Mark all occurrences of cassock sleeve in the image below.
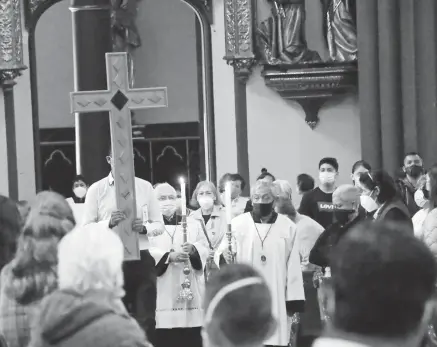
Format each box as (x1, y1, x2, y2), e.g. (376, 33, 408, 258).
(149, 246, 169, 276)
(191, 223, 209, 272)
(286, 225, 305, 316)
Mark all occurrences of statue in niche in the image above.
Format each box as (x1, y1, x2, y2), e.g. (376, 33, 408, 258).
(111, 0, 142, 86)
(321, 0, 357, 62)
(257, 0, 321, 65)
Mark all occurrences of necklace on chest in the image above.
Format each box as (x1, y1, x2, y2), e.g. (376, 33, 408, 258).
(253, 221, 274, 265)
(164, 224, 177, 252)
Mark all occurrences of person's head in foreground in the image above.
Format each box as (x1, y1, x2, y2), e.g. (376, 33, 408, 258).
(30, 224, 149, 347)
(2, 191, 75, 305)
(257, 168, 276, 184)
(271, 180, 297, 221)
(319, 221, 437, 347)
(202, 264, 276, 347)
(332, 185, 361, 225)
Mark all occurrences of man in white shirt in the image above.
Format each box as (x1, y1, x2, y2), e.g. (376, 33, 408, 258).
(313, 221, 436, 347)
(83, 147, 164, 345)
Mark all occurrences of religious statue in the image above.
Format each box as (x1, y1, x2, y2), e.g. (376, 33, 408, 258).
(111, 0, 142, 86)
(321, 0, 357, 62)
(257, 0, 321, 65)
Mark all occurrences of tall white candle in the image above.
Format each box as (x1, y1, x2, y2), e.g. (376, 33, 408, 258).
(225, 181, 232, 224)
(180, 178, 187, 216)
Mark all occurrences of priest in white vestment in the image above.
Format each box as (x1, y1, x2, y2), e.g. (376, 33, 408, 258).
(215, 181, 305, 347)
(149, 183, 209, 347)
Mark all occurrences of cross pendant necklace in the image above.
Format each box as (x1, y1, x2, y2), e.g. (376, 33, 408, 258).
(165, 225, 177, 252)
(253, 221, 274, 265)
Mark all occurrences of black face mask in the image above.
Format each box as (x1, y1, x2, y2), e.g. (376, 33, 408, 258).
(334, 209, 355, 225)
(253, 202, 274, 218)
(406, 165, 423, 178)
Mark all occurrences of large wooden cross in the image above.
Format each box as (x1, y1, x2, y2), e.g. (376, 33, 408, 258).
(70, 52, 168, 260)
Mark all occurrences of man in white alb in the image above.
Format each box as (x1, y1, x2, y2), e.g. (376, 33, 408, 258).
(82, 147, 164, 345)
(149, 183, 208, 347)
(215, 181, 305, 347)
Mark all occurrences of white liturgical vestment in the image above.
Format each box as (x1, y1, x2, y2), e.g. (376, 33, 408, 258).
(215, 212, 305, 346)
(149, 217, 209, 329)
(82, 173, 163, 248)
(65, 198, 85, 225)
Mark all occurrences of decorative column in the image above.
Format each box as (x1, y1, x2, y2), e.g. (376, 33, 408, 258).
(223, 0, 255, 194)
(70, 0, 112, 183)
(0, 0, 27, 199)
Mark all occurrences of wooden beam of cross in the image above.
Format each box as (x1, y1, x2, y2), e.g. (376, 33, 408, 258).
(70, 52, 168, 260)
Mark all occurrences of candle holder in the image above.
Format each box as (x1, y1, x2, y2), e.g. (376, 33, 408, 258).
(226, 224, 235, 263)
(177, 215, 194, 302)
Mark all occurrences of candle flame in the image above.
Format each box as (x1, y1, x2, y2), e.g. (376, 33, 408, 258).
(180, 177, 185, 185)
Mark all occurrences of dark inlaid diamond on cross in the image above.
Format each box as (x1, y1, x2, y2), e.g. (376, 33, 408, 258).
(111, 90, 129, 111)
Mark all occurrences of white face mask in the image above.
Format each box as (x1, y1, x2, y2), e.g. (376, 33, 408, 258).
(319, 172, 336, 185)
(414, 189, 428, 208)
(198, 196, 214, 210)
(360, 195, 379, 212)
(159, 200, 177, 218)
(73, 186, 87, 199)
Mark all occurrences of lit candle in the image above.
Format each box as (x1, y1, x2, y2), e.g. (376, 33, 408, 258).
(180, 177, 187, 216)
(225, 181, 232, 224)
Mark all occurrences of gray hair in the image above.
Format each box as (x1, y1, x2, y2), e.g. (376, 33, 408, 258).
(57, 224, 124, 298)
(154, 182, 177, 196)
(271, 180, 293, 200)
(250, 181, 275, 199)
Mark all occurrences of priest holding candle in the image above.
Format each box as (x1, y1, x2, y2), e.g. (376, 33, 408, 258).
(149, 182, 208, 347)
(215, 180, 305, 347)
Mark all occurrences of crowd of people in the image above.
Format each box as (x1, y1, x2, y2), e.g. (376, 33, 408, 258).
(0, 149, 436, 347)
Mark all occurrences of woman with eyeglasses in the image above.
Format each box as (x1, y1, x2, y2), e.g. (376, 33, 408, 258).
(358, 170, 413, 230)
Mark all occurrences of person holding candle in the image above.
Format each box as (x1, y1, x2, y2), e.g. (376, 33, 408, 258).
(190, 181, 226, 281)
(149, 183, 209, 347)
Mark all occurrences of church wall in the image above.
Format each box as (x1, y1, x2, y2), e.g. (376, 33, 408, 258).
(34, 0, 201, 128)
(211, 0, 361, 203)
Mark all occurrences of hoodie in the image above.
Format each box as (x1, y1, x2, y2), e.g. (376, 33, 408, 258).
(29, 290, 150, 347)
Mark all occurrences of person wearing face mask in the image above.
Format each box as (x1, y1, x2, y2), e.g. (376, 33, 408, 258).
(65, 175, 88, 225)
(299, 157, 339, 229)
(395, 152, 426, 216)
(309, 185, 362, 269)
(243, 168, 276, 213)
(358, 170, 413, 230)
(412, 174, 432, 238)
(419, 166, 437, 255)
(190, 181, 226, 281)
(148, 183, 208, 347)
(216, 181, 305, 347)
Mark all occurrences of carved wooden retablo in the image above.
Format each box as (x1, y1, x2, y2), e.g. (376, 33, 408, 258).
(70, 52, 168, 260)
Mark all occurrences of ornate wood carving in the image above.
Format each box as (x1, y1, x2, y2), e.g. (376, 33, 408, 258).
(70, 52, 168, 260)
(0, 0, 26, 82)
(224, 0, 256, 83)
(262, 63, 358, 129)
